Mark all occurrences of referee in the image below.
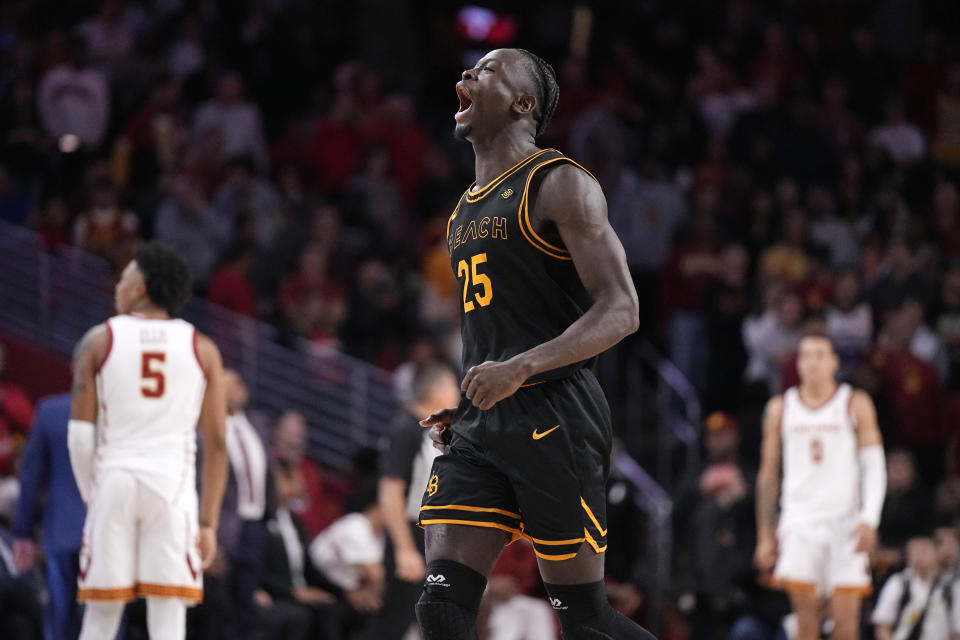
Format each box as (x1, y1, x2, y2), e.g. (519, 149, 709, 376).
(364, 361, 461, 640)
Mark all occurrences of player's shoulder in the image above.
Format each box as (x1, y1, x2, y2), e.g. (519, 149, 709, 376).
(533, 160, 605, 223)
(764, 394, 785, 419)
(847, 387, 875, 411)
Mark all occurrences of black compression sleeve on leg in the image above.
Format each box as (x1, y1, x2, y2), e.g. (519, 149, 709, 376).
(416, 560, 488, 640)
(544, 582, 657, 640)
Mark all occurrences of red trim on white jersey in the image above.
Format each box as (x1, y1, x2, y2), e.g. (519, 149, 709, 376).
(193, 329, 207, 378)
(95, 323, 113, 374)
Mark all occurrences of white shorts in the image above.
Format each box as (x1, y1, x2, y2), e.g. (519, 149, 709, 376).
(78, 469, 203, 604)
(774, 516, 871, 597)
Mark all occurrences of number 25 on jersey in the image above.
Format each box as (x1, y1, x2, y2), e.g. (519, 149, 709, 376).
(457, 253, 493, 313)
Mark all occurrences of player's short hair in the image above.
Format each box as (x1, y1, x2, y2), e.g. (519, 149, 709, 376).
(410, 360, 454, 405)
(515, 49, 559, 137)
(799, 329, 835, 351)
(133, 242, 193, 314)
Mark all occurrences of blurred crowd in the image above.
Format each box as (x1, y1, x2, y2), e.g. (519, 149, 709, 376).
(2, 0, 960, 638)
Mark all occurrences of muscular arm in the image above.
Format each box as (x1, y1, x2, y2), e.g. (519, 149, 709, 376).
(68, 325, 109, 500)
(70, 325, 109, 422)
(195, 333, 228, 532)
(756, 396, 783, 546)
(462, 165, 639, 409)
(514, 165, 639, 377)
(852, 390, 885, 540)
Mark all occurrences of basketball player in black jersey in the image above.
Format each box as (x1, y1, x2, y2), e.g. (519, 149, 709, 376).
(415, 49, 653, 639)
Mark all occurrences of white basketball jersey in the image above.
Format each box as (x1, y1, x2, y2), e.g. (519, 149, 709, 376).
(94, 314, 207, 502)
(780, 383, 859, 528)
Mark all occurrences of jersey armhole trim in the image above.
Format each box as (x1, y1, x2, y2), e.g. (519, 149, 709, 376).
(95, 322, 113, 374)
(193, 329, 207, 379)
(847, 387, 858, 430)
(518, 157, 601, 261)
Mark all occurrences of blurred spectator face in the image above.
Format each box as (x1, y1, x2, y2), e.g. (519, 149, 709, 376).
(888, 241, 912, 274)
(703, 412, 739, 462)
(719, 243, 748, 284)
(224, 369, 249, 414)
(934, 527, 960, 570)
(299, 244, 329, 279)
(310, 205, 341, 244)
(887, 450, 918, 492)
(782, 209, 807, 246)
(906, 536, 937, 575)
(797, 336, 839, 384)
(275, 464, 304, 506)
(217, 73, 244, 104)
(273, 411, 307, 463)
(900, 298, 925, 334)
(943, 266, 960, 304)
(775, 178, 799, 211)
(806, 184, 835, 218)
(777, 292, 803, 328)
(833, 270, 861, 310)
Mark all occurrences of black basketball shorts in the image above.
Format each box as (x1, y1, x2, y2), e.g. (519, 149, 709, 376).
(419, 368, 612, 561)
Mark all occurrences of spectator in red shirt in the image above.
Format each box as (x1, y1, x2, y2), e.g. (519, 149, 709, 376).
(0, 343, 35, 477)
(207, 242, 259, 317)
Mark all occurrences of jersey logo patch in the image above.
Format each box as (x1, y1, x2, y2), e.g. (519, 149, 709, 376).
(500, 188, 514, 199)
(532, 425, 560, 440)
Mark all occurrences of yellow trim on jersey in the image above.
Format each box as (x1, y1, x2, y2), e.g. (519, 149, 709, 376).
(524, 534, 586, 546)
(77, 586, 137, 602)
(464, 149, 555, 203)
(533, 549, 579, 561)
(581, 497, 608, 536)
(420, 518, 523, 539)
(517, 155, 602, 260)
(519, 380, 547, 388)
(420, 504, 522, 520)
(136, 582, 204, 602)
(584, 529, 607, 554)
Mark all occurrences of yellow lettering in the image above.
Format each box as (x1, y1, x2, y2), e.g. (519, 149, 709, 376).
(492, 217, 508, 239)
(478, 217, 490, 238)
(454, 225, 463, 250)
(465, 221, 478, 241)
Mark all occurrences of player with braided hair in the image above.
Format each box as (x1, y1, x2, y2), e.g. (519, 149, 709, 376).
(416, 49, 655, 639)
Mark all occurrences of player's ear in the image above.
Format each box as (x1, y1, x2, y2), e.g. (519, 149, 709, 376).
(513, 93, 537, 117)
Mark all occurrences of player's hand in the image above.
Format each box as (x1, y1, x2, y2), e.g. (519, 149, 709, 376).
(198, 525, 217, 570)
(395, 546, 426, 582)
(420, 408, 456, 452)
(854, 523, 878, 554)
(253, 589, 273, 608)
(461, 359, 527, 410)
(13, 539, 36, 572)
(754, 535, 778, 572)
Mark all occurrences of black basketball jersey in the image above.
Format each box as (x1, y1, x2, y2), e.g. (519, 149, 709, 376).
(447, 148, 598, 384)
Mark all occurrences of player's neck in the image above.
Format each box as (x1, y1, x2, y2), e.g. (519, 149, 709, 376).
(798, 380, 837, 404)
(471, 133, 539, 189)
(128, 301, 170, 319)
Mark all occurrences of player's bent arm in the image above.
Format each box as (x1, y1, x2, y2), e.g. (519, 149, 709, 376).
(68, 324, 109, 502)
(196, 333, 228, 531)
(379, 477, 417, 554)
(511, 166, 639, 379)
(852, 390, 886, 528)
(756, 395, 784, 543)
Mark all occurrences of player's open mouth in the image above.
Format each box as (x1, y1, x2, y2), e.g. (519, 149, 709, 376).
(455, 84, 473, 120)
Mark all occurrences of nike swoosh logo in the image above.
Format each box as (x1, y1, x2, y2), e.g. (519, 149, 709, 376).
(532, 425, 560, 440)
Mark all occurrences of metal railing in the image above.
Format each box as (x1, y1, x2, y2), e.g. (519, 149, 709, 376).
(0, 221, 397, 469)
(634, 341, 701, 494)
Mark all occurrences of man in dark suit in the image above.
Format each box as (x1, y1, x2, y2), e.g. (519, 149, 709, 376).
(255, 461, 342, 640)
(12, 394, 86, 640)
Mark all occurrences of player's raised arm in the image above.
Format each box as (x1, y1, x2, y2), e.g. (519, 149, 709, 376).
(851, 389, 885, 553)
(755, 394, 783, 572)
(195, 332, 228, 569)
(67, 324, 109, 502)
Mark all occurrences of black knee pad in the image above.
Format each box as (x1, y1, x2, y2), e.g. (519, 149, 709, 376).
(416, 560, 487, 640)
(545, 582, 658, 640)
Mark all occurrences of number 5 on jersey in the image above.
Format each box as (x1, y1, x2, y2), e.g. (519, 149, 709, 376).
(141, 352, 166, 398)
(457, 253, 493, 313)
